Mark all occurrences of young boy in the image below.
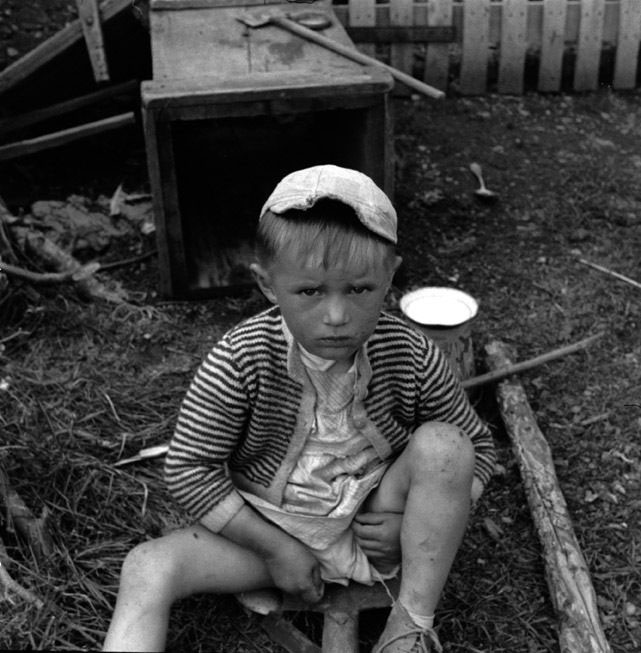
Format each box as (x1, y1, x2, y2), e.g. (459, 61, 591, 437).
(103, 164, 496, 653)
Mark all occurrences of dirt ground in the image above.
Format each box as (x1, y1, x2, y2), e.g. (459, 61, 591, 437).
(1, 3, 640, 653)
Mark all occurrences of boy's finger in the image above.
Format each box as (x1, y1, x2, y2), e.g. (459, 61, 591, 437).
(354, 512, 386, 524)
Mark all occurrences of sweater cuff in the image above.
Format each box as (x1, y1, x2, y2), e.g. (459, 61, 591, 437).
(199, 489, 246, 533)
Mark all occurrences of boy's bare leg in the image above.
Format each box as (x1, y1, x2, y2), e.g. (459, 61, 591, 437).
(362, 421, 475, 618)
(103, 524, 272, 652)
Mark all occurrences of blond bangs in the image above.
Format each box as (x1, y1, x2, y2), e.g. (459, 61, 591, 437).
(256, 201, 395, 271)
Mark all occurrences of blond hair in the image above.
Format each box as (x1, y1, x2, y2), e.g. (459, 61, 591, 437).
(256, 199, 396, 271)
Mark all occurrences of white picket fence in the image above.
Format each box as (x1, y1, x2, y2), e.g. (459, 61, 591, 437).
(332, 0, 641, 94)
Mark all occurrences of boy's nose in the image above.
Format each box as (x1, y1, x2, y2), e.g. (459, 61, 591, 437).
(323, 295, 349, 326)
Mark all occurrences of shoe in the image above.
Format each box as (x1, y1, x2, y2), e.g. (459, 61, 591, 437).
(371, 601, 442, 653)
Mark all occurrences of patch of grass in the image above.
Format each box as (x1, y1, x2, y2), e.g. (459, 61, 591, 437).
(2, 90, 641, 652)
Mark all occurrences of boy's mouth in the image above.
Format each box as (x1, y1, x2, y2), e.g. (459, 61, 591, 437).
(317, 336, 352, 346)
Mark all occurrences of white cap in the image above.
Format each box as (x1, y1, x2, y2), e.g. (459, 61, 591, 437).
(260, 164, 397, 244)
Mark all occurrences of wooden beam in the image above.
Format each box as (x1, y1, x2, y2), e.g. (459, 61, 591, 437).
(486, 341, 612, 653)
(0, 0, 131, 95)
(0, 112, 136, 162)
(75, 0, 110, 82)
(0, 80, 139, 137)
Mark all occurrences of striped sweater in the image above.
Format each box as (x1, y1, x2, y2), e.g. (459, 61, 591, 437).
(165, 306, 496, 532)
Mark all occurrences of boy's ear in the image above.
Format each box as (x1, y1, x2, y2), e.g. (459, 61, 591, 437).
(389, 255, 403, 283)
(250, 263, 278, 304)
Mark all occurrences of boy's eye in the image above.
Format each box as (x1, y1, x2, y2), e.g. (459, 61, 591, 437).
(351, 286, 369, 294)
(300, 288, 320, 297)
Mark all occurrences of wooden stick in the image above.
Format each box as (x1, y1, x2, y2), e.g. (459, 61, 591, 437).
(0, 0, 132, 94)
(578, 258, 641, 291)
(0, 112, 136, 162)
(462, 332, 603, 389)
(75, 0, 111, 82)
(486, 341, 611, 653)
(0, 465, 53, 561)
(0, 80, 138, 137)
(0, 260, 76, 284)
(0, 537, 43, 608)
(9, 225, 127, 304)
(244, 14, 445, 100)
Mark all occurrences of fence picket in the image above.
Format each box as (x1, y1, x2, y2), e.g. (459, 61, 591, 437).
(538, 0, 568, 92)
(613, 0, 641, 89)
(498, 0, 528, 94)
(390, 0, 415, 77)
(574, 0, 606, 91)
(459, 0, 490, 94)
(336, 0, 640, 96)
(424, 0, 453, 90)
(348, 0, 377, 57)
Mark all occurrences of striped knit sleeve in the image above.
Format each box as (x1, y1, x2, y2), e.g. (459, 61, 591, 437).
(164, 337, 249, 531)
(419, 340, 497, 489)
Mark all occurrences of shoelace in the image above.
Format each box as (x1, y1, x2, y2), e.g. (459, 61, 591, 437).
(377, 625, 443, 653)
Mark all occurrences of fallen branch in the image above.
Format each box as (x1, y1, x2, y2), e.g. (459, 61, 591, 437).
(0, 537, 43, 608)
(0, 112, 136, 162)
(98, 249, 157, 272)
(0, 465, 53, 561)
(486, 341, 611, 653)
(463, 332, 602, 390)
(578, 258, 641, 292)
(14, 227, 126, 304)
(0, 261, 100, 283)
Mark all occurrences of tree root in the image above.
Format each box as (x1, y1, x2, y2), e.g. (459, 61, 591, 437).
(0, 464, 53, 561)
(0, 537, 43, 608)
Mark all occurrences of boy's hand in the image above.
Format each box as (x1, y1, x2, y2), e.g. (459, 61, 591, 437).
(352, 511, 402, 573)
(264, 540, 324, 603)
(471, 477, 484, 509)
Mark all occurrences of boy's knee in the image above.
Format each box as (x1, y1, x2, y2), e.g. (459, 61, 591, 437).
(408, 421, 475, 484)
(120, 539, 179, 601)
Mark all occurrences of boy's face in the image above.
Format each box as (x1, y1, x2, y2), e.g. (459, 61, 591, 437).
(251, 249, 401, 363)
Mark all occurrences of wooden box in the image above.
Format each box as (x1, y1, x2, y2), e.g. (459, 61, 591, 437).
(142, 0, 394, 298)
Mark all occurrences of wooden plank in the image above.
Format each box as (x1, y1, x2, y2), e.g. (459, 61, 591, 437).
(151, 0, 283, 8)
(347, 26, 455, 43)
(459, 0, 490, 94)
(0, 0, 130, 95)
(75, 0, 110, 82)
(0, 112, 136, 162)
(141, 69, 392, 108)
(0, 80, 138, 137)
(261, 615, 321, 653)
(538, 0, 568, 92)
(348, 0, 377, 58)
(390, 0, 415, 79)
(486, 341, 612, 653)
(424, 0, 453, 91)
(150, 2, 363, 80)
(574, 0, 606, 91)
(613, 0, 641, 89)
(498, 0, 528, 94)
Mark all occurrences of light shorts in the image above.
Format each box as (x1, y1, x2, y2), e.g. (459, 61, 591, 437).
(238, 462, 398, 586)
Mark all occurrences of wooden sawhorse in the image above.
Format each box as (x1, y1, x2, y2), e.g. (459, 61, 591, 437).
(238, 578, 400, 653)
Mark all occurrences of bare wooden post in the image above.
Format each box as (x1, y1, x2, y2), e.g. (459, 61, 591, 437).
(486, 341, 611, 653)
(75, 0, 110, 82)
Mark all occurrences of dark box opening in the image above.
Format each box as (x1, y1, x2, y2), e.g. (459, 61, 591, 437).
(172, 106, 385, 293)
